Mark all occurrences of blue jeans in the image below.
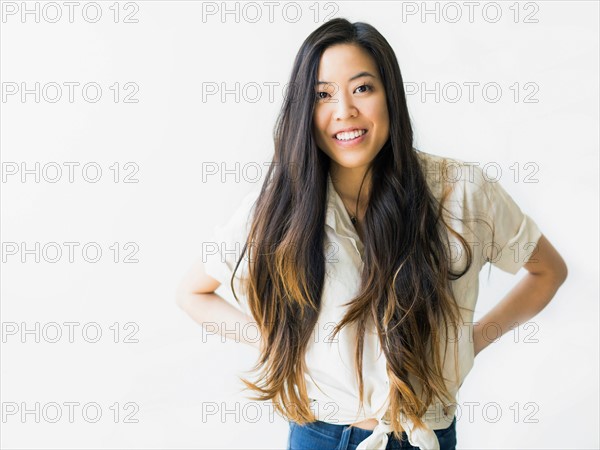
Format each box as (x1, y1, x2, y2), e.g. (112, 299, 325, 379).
(287, 415, 457, 450)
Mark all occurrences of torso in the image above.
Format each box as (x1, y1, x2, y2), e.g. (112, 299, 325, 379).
(350, 417, 379, 430)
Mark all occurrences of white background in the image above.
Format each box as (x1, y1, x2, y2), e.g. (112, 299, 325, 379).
(1, 1, 598, 448)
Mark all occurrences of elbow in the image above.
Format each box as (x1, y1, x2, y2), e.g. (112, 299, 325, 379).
(552, 249, 569, 286)
(557, 259, 568, 285)
(175, 295, 186, 310)
(175, 287, 190, 310)
(546, 257, 568, 288)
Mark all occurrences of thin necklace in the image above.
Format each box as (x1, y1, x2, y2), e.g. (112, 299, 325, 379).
(332, 178, 362, 226)
(349, 211, 358, 225)
(342, 194, 360, 226)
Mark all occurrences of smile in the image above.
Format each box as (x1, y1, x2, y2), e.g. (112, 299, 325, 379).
(335, 129, 367, 141)
(333, 129, 368, 147)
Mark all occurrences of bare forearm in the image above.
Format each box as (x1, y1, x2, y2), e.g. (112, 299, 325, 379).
(178, 292, 262, 350)
(473, 272, 564, 356)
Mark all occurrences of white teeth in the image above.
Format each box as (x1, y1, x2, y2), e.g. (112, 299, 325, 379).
(335, 129, 366, 141)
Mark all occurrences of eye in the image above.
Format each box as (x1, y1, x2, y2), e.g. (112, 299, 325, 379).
(315, 83, 373, 102)
(355, 83, 373, 93)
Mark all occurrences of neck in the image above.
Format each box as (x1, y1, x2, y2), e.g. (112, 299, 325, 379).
(329, 165, 372, 214)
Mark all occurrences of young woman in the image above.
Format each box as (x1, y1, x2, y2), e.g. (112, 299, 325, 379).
(177, 18, 568, 450)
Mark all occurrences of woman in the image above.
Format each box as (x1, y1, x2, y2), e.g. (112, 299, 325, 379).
(176, 18, 568, 450)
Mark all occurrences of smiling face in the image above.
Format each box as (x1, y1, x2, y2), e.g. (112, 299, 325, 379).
(313, 43, 390, 178)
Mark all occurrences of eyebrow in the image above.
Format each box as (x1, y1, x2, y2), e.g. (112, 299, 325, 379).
(316, 71, 376, 85)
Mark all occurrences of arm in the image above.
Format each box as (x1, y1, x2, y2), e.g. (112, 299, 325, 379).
(175, 256, 263, 350)
(472, 234, 568, 357)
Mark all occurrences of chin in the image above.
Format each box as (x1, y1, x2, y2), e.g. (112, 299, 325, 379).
(332, 157, 374, 170)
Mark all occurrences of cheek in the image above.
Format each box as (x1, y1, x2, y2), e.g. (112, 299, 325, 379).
(363, 99, 386, 121)
(377, 116, 390, 138)
(313, 113, 330, 142)
(314, 111, 328, 130)
(373, 106, 389, 138)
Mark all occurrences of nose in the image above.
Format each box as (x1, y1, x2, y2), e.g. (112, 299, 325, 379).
(333, 91, 358, 120)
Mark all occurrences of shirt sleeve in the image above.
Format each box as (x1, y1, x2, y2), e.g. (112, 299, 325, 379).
(203, 188, 260, 314)
(474, 167, 543, 275)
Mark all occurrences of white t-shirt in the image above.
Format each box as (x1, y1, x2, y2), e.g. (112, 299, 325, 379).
(203, 149, 543, 450)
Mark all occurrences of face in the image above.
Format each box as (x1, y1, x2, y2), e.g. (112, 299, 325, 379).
(313, 43, 390, 176)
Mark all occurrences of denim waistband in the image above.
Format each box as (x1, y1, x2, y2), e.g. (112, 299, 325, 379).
(293, 419, 381, 446)
(291, 415, 457, 447)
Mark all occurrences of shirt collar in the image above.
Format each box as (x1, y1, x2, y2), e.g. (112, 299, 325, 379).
(325, 171, 365, 258)
(325, 171, 340, 231)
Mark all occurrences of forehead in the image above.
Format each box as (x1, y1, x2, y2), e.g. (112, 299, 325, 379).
(316, 44, 378, 80)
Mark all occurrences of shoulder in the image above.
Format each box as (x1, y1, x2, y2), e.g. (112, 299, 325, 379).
(414, 148, 487, 201)
(233, 187, 262, 234)
(213, 186, 262, 243)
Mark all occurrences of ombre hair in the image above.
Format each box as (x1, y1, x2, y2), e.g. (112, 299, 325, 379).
(228, 18, 483, 440)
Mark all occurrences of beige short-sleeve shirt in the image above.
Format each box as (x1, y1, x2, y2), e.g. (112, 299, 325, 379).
(202, 149, 543, 449)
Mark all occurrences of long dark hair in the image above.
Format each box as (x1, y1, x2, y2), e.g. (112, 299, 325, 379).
(229, 17, 478, 439)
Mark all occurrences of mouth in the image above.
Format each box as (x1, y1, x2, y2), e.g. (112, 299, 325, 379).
(333, 129, 368, 142)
